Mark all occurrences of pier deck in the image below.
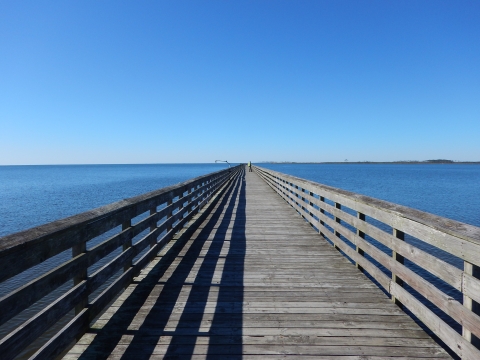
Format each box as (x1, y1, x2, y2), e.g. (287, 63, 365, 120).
(64, 169, 449, 359)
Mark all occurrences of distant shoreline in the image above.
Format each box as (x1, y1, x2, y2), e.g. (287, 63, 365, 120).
(260, 161, 480, 165)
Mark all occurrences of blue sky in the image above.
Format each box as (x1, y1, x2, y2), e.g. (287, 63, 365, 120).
(1, 1, 479, 164)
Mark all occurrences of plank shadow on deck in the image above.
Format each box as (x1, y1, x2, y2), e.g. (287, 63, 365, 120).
(65, 169, 450, 359)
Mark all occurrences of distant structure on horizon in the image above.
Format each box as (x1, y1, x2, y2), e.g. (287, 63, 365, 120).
(261, 159, 479, 164)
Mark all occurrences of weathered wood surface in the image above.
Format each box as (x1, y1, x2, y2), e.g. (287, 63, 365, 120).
(0, 167, 235, 283)
(255, 165, 480, 359)
(254, 166, 480, 265)
(64, 169, 450, 359)
(0, 166, 241, 360)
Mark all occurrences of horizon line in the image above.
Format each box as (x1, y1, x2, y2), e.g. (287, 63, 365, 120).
(1, 160, 480, 166)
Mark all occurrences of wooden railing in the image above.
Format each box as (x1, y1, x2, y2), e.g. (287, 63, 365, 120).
(254, 165, 480, 360)
(0, 165, 242, 360)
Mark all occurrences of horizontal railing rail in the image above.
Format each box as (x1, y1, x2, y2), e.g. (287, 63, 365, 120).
(254, 165, 480, 360)
(0, 165, 242, 360)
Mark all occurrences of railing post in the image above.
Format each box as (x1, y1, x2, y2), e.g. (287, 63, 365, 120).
(195, 184, 201, 213)
(319, 196, 325, 237)
(306, 191, 317, 230)
(122, 220, 132, 272)
(464, 261, 473, 342)
(333, 202, 341, 250)
(392, 228, 405, 307)
(179, 191, 184, 209)
(167, 198, 173, 232)
(207, 179, 212, 197)
(356, 212, 365, 272)
(187, 187, 192, 212)
(204, 181, 209, 200)
(72, 240, 87, 316)
(178, 191, 184, 223)
(149, 207, 157, 249)
(300, 188, 306, 219)
(463, 261, 480, 346)
(308, 191, 314, 218)
(295, 185, 301, 210)
(207, 179, 212, 198)
(295, 185, 301, 215)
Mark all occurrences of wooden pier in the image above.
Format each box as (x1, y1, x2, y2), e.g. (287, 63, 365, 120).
(1, 165, 480, 359)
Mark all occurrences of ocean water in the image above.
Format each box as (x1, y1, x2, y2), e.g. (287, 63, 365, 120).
(258, 163, 480, 228)
(0, 163, 234, 237)
(0, 163, 479, 357)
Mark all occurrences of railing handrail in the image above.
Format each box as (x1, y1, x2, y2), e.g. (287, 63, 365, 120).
(253, 165, 480, 360)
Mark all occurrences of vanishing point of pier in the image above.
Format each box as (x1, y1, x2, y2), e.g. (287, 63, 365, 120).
(1, 165, 480, 359)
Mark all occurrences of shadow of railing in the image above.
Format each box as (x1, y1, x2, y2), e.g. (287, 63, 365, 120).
(77, 171, 245, 359)
(161, 172, 245, 358)
(206, 172, 246, 359)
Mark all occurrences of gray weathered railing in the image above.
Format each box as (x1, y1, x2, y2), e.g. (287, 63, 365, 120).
(0, 165, 241, 360)
(254, 165, 480, 360)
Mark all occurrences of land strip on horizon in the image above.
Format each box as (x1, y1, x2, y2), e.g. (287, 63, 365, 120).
(260, 160, 480, 164)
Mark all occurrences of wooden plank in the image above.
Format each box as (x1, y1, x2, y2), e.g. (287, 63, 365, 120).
(88, 247, 135, 294)
(391, 282, 477, 360)
(87, 226, 133, 266)
(88, 269, 134, 321)
(29, 309, 89, 360)
(72, 334, 439, 346)
(0, 281, 87, 360)
(0, 253, 86, 326)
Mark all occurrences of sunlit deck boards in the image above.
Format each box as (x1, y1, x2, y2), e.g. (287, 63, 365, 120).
(65, 169, 450, 359)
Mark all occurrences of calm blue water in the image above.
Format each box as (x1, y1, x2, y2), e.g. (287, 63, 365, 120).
(0, 163, 479, 357)
(4, 163, 477, 238)
(259, 163, 480, 228)
(0, 164, 234, 237)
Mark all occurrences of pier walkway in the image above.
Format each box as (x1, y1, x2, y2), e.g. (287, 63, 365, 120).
(64, 169, 449, 359)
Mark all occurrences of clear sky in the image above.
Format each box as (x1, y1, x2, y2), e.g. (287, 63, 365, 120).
(1, 1, 479, 164)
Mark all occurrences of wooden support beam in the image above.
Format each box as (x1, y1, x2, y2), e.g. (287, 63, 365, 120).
(72, 240, 87, 316)
(166, 199, 173, 232)
(463, 261, 480, 347)
(392, 228, 405, 307)
(149, 207, 157, 248)
(356, 212, 365, 272)
(122, 220, 132, 272)
(319, 196, 325, 237)
(334, 202, 341, 250)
